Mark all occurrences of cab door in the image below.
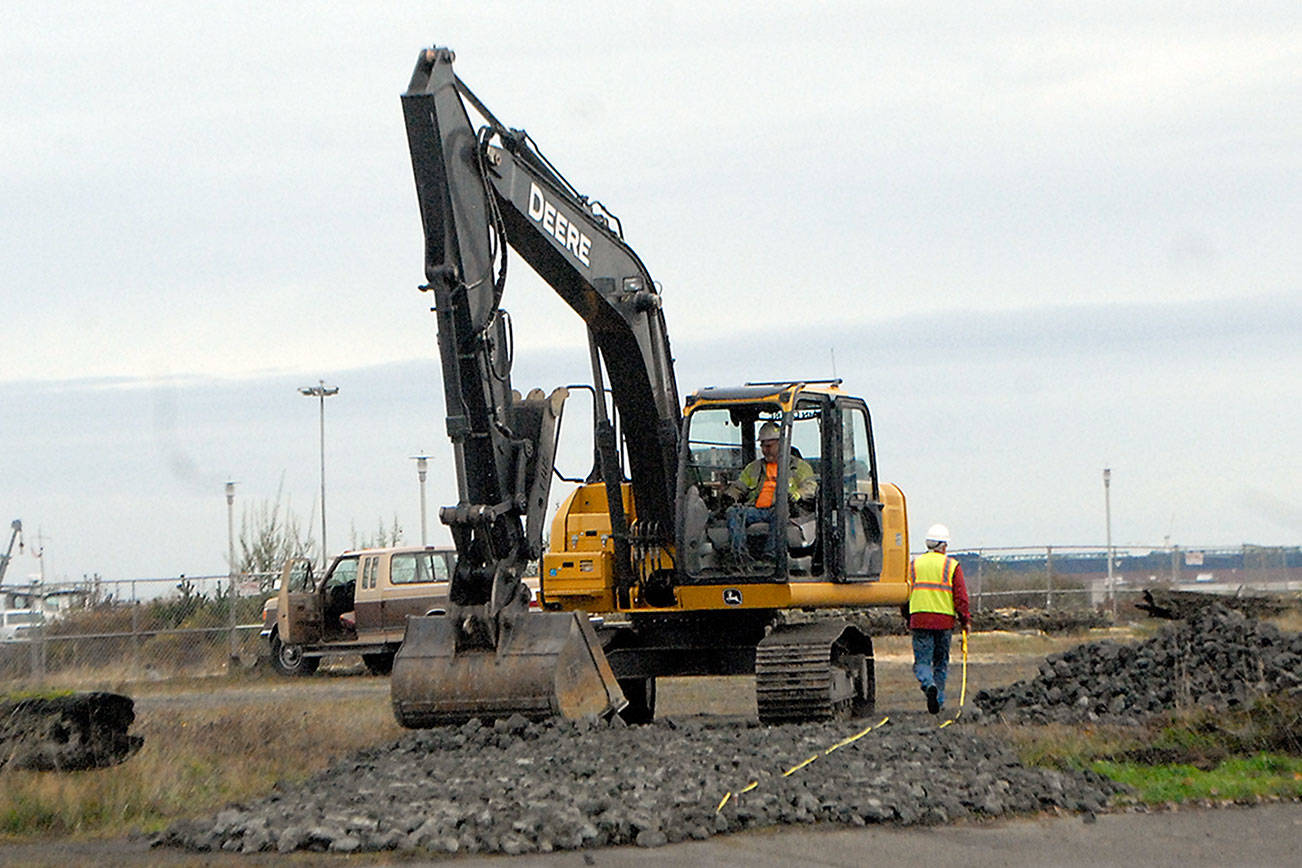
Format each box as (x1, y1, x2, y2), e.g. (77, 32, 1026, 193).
(276, 558, 322, 644)
(352, 554, 383, 638)
(837, 399, 885, 580)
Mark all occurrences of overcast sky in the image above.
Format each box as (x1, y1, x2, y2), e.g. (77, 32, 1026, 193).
(1, 2, 1298, 583)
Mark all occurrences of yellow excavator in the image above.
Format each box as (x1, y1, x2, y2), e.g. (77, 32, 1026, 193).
(391, 47, 911, 727)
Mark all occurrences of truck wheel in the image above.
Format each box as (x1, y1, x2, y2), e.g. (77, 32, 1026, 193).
(362, 652, 395, 676)
(271, 633, 319, 677)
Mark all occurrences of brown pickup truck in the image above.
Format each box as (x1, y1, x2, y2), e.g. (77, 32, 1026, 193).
(260, 545, 539, 676)
(261, 546, 452, 676)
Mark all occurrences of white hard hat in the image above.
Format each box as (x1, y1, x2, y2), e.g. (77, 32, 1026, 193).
(924, 524, 950, 544)
(757, 421, 781, 441)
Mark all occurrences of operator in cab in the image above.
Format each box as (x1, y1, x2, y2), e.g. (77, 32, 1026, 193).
(724, 421, 817, 562)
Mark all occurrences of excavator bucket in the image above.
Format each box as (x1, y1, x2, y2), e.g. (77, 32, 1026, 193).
(391, 611, 627, 727)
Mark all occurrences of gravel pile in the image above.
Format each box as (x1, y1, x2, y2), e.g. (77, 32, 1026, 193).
(155, 714, 1123, 856)
(976, 605, 1302, 724)
(797, 607, 1111, 637)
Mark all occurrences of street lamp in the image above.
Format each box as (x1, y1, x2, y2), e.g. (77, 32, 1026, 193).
(1103, 467, 1114, 616)
(411, 454, 431, 547)
(225, 481, 238, 665)
(299, 380, 339, 571)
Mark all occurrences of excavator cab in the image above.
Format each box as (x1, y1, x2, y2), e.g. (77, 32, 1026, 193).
(678, 383, 887, 582)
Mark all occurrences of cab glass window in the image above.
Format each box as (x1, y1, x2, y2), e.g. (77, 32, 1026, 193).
(841, 406, 874, 496)
(323, 557, 358, 590)
(790, 403, 823, 467)
(391, 552, 451, 584)
(683, 407, 745, 488)
(287, 560, 315, 592)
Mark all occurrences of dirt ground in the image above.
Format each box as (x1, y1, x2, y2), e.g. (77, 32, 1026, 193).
(3, 627, 1298, 866)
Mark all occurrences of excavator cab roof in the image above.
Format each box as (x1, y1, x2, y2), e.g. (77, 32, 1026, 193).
(685, 379, 846, 410)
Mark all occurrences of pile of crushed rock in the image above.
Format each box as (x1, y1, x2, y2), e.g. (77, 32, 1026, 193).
(155, 714, 1123, 856)
(976, 604, 1302, 724)
(796, 607, 1111, 637)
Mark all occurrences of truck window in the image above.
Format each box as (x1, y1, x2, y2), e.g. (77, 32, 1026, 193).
(391, 552, 450, 584)
(324, 557, 359, 590)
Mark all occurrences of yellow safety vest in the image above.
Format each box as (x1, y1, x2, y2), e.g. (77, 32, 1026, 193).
(909, 551, 957, 617)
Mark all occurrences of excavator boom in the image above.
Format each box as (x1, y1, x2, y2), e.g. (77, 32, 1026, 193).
(393, 46, 683, 725)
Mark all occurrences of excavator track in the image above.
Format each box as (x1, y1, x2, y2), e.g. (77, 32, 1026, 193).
(755, 621, 874, 725)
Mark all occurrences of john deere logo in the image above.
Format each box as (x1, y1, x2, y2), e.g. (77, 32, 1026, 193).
(722, 588, 743, 606)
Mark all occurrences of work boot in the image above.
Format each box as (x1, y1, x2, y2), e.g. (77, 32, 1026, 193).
(926, 685, 940, 715)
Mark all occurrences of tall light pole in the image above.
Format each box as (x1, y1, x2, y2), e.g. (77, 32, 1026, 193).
(299, 380, 339, 571)
(226, 481, 238, 666)
(1103, 467, 1115, 617)
(411, 455, 431, 547)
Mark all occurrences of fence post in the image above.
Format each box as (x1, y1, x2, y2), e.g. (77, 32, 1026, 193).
(29, 614, 43, 684)
(228, 572, 239, 671)
(1045, 545, 1054, 611)
(131, 579, 140, 677)
(975, 551, 983, 612)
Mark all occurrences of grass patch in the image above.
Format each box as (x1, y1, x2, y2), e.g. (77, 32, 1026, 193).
(0, 686, 402, 840)
(1093, 753, 1302, 803)
(992, 693, 1302, 806)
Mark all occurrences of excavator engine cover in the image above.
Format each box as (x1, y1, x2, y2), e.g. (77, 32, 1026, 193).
(391, 611, 626, 727)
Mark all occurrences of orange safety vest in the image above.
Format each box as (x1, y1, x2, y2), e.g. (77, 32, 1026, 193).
(908, 551, 957, 617)
(754, 461, 778, 509)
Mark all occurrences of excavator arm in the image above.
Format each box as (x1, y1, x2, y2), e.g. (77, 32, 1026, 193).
(401, 47, 680, 606)
(392, 46, 680, 725)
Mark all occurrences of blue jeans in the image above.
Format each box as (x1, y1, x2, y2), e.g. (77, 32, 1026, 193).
(726, 505, 780, 557)
(911, 628, 952, 706)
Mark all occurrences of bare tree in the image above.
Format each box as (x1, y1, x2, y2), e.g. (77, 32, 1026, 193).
(350, 516, 404, 551)
(237, 480, 315, 592)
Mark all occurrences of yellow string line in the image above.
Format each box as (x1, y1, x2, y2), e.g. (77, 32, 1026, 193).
(938, 629, 969, 729)
(782, 756, 817, 777)
(717, 716, 891, 811)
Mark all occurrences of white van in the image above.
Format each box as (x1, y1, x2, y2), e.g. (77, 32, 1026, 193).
(0, 609, 43, 642)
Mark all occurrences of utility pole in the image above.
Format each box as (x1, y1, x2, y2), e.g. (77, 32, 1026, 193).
(1103, 467, 1115, 617)
(411, 455, 431, 547)
(299, 380, 339, 571)
(226, 481, 238, 668)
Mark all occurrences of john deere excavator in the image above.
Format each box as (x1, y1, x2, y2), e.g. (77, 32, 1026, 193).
(391, 47, 911, 727)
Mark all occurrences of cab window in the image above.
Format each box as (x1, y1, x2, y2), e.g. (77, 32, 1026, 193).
(323, 557, 359, 590)
(683, 406, 745, 490)
(391, 551, 450, 584)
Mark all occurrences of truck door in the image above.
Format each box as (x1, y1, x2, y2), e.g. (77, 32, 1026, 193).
(276, 558, 323, 644)
(837, 399, 884, 580)
(352, 554, 383, 637)
(382, 550, 451, 640)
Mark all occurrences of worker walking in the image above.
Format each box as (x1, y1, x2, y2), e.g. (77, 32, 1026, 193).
(906, 524, 970, 714)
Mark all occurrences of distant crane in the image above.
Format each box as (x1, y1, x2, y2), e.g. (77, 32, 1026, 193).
(0, 520, 22, 585)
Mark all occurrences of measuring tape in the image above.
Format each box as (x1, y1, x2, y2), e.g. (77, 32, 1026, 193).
(938, 628, 969, 729)
(716, 716, 891, 812)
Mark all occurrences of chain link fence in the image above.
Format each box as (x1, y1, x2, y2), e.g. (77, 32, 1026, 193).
(0, 572, 276, 689)
(2, 545, 1298, 691)
(956, 544, 1302, 613)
